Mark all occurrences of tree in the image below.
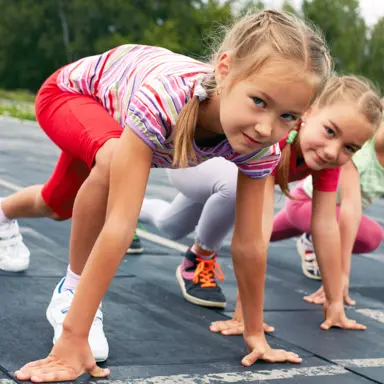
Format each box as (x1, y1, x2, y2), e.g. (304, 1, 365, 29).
(363, 17, 384, 92)
(302, 0, 367, 74)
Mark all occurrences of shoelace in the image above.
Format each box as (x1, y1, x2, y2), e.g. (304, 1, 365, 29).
(193, 257, 224, 288)
(132, 232, 139, 241)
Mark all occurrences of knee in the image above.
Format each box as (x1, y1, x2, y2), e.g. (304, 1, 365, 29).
(36, 193, 69, 221)
(215, 176, 237, 204)
(364, 224, 384, 252)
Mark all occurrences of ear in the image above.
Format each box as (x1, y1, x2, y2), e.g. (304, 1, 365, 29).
(215, 52, 232, 83)
(302, 107, 312, 122)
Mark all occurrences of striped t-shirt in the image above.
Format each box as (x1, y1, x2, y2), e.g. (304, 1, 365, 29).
(57, 44, 280, 179)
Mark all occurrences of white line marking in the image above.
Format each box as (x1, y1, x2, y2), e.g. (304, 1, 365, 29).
(93, 366, 348, 384)
(335, 357, 384, 368)
(0, 178, 22, 192)
(90, 358, 384, 383)
(0, 380, 15, 384)
(136, 229, 188, 253)
(356, 309, 384, 324)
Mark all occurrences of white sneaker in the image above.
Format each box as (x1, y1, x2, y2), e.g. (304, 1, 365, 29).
(46, 278, 109, 362)
(0, 219, 30, 272)
(296, 233, 321, 280)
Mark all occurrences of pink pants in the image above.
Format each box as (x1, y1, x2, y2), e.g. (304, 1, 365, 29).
(271, 182, 384, 254)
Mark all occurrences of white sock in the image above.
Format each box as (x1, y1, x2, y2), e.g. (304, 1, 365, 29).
(0, 199, 11, 223)
(62, 266, 81, 291)
(139, 198, 170, 225)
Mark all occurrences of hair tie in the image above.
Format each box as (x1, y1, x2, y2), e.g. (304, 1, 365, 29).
(194, 84, 208, 102)
(286, 130, 298, 144)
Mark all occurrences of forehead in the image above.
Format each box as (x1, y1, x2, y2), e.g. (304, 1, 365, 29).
(241, 62, 315, 114)
(316, 103, 374, 143)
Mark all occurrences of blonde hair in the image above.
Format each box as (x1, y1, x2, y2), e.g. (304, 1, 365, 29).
(173, 9, 332, 168)
(276, 75, 383, 197)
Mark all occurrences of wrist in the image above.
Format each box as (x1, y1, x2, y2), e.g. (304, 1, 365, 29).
(62, 321, 89, 340)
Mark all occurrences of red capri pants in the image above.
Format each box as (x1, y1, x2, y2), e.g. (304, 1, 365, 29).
(36, 69, 123, 218)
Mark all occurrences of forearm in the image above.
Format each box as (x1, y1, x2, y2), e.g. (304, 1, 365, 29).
(63, 224, 134, 337)
(231, 239, 266, 335)
(312, 220, 343, 303)
(339, 206, 362, 276)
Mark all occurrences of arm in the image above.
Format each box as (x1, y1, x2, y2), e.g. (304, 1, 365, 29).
(64, 128, 153, 337)
(231, 172, 269, 336)
(311, 187, 366, 330)
(232, 173, 301, 365)
(338, 160, 362, 277)
(311, 189, 343, 303)
(210, 175, 276, 336)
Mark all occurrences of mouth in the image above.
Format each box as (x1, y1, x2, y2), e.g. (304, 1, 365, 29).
(243, 133, 262, 147)
(314, 153, 328, 165)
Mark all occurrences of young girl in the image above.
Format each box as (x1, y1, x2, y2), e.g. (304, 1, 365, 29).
(291, 120, 384, 306)
(11, 9, 332, 381)
(140, 76, 383, 335)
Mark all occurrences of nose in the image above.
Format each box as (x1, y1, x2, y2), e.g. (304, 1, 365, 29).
(254, 121, 273, 138)
(323, 142, 339, 161)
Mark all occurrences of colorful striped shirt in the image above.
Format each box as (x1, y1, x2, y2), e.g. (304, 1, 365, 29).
(57, 44, 280, 178)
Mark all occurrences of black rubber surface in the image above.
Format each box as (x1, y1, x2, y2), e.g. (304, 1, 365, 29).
(0, 118, 383, 383)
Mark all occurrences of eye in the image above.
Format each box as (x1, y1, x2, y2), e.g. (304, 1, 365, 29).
(324, 126, 335, 137)
(281, 113, 298, 122)
(345, 145, 357, 153)
(252, 97, 266, 108)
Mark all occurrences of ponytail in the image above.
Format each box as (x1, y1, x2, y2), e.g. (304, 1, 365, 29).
(275, 129, 298, 198)
(173, 96, 200, 168)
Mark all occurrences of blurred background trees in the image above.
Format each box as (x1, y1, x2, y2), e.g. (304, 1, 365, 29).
(0, 0, 382, 92)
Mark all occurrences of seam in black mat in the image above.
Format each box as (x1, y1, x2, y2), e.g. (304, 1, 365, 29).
(0, 363, 21, 384)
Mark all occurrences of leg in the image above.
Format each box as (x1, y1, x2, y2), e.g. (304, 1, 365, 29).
(140, 193, 204, 240)
(168, 157, 238, 251)
(352, 214, 384, 254)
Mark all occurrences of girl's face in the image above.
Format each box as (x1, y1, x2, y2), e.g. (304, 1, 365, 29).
(299, 102, 374, 170)
(216, 56, 315, 154)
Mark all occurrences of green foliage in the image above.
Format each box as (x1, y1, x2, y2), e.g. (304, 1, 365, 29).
(0, 0, 382, 99)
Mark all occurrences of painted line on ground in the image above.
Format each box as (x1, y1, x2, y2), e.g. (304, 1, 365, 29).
(0, 380, 15, 384)
(334, 357, 384, 368)
(0, 178, 22, 192)
(91, 358, 384, 384)
(136, 228, 188, 253)
(356, 309, 384, 324)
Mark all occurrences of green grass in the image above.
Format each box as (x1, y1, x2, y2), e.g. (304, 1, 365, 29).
(0, 89, 35, 103)
(0, 104, 35, 121)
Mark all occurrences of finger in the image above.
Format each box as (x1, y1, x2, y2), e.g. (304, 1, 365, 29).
(263, 323, 275, 333)
(313, 296, 325, 305)
(263, 350, 302, 363)
(303, 296, 314, 303)
(241, 349, 264, 367)
(30, 369, 79, 383)
(210, 320, 238, 332)
(345, 296, 356, 306)
(342, 320, 367, 331)
(320, 319, 333, 330)
(88, 364, 110, 378)
(222, 325, 244, 336)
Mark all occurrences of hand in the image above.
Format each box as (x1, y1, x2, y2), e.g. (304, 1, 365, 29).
(242, 333, 302, 366)
(304, 275, 356, 306)
(210, 318, 274, 335)
(15, 333, 109, 382)
(321, 301, 366, 331)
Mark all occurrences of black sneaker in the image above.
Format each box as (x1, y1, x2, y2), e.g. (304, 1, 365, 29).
(176, 248, 226, 308)
(127, 232, 144, 254)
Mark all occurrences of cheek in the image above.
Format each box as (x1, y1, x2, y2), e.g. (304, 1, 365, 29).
(336, 151, 353, 166)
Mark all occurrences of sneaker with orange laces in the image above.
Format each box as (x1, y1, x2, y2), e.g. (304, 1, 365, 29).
(176, 247, 226, 308)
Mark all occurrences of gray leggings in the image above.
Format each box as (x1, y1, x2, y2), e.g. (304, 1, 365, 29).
(139, 157, 238, 251)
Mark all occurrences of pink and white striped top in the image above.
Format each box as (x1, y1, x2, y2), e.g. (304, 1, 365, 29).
(57, 44, 280, 179)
